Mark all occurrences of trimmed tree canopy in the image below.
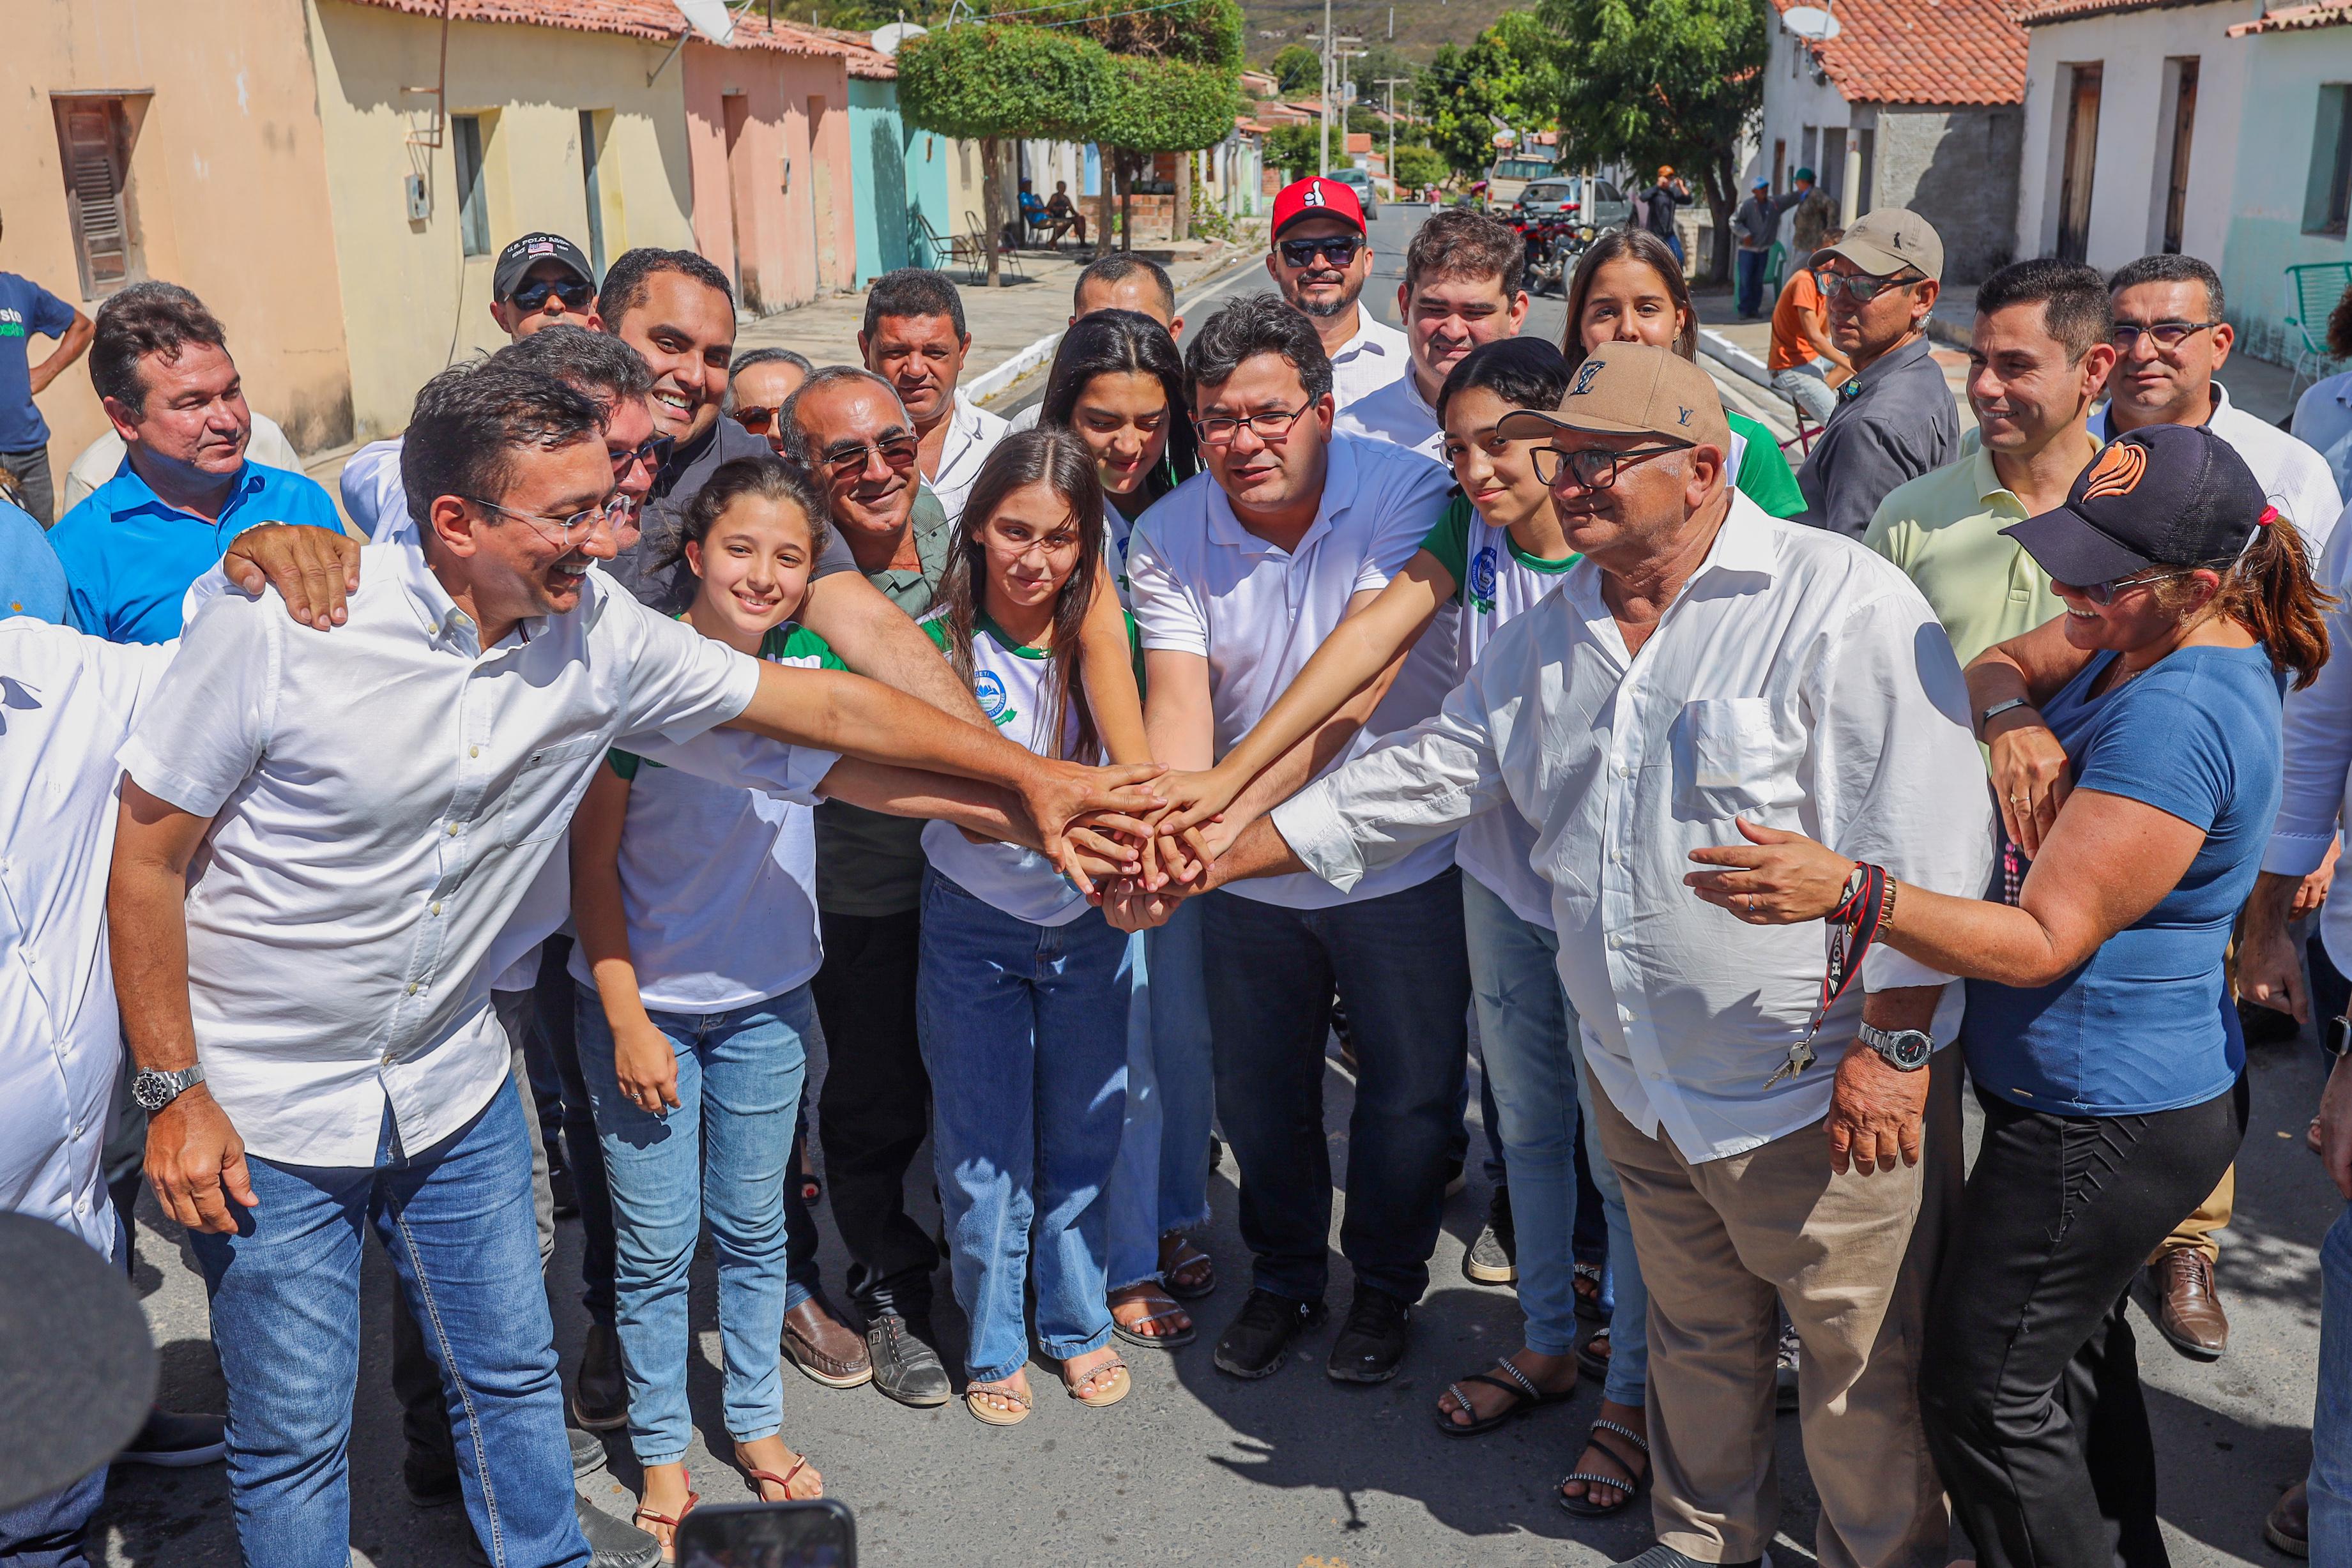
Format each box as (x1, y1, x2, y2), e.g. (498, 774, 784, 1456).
(1099, 55, 1240, 153)
(894, 24, 1111, 143)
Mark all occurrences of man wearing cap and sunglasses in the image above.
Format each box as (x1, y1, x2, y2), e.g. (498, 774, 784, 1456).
(1115, 342, 1991, 1568)
(1265, 177, 1409, 410)
(1795, 208, 1960, 540)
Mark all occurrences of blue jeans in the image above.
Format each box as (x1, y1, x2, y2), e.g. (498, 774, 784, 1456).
(1203, 867, 1472, 1304)
(192, 1079, 585, 1568)
(1462, 873, 1647, 1402)
(0, 1462, 102, 1568)
(1736, 247, 1768, 317)
(575, 988, 814, 1465)
(2316, 1201, 2352, 1567)
(917, 872, 1131, 1382)
(1149, 895, 1216, 1233)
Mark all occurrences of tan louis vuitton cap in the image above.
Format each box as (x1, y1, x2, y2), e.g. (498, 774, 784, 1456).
(1493, 342, 1732, 455)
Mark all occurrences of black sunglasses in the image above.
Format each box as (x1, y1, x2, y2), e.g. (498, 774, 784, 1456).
(1278, 234, 1364, 269)
(510, 277, 596, 312)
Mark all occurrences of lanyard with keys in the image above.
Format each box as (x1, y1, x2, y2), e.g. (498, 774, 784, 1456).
(1764, 862, 1890, 1088)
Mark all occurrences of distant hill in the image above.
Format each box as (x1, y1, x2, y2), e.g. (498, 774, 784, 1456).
(1242, 0, 1529, 68)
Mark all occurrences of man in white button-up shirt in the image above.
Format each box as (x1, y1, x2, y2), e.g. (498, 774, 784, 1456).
(860, 268, 1009, 526)
(1126, 346, 1993, 1568)
(105, 360, 1152, 1568)
(1265, 177, 1411, 410)
(1127, 294, 1471, 1387)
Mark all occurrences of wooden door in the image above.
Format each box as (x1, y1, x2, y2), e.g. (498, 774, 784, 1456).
(2058, 64, 2102, 263)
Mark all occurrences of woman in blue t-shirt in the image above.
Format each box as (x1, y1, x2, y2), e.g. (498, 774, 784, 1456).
(1681, 425, 2330, 1568)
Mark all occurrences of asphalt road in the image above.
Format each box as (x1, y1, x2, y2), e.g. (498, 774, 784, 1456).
(95, 204, 2339, 1568)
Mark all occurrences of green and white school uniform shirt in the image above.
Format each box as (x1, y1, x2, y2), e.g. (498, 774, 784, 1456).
(567, 623, 843, 1010)
(1419, 492, 1580, 929)
(917, 613, 1136, 926)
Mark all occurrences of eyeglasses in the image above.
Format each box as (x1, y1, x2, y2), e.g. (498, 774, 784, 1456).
(462, 492, 627, 548)
(1531, 443, 1688, 491)
(732, 406, 780, 436)
(1814, 269, 1923, 305)
(509, 277, 597, 312)
(1278, 234, 1365, 269)
(2066, 564, 2208, 606)
(611, 435, 668, 477)
(2109, 319, 2220, 352)
(816, 435, 920, 475)
(1194, 399, 1315, 447)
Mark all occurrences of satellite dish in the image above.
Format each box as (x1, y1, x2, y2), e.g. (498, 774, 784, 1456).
(674, 0, 736, 45)
(1783, 6, 1842, 40)
(1492, 128, 1518, 148)
(871, 21, 926, 55)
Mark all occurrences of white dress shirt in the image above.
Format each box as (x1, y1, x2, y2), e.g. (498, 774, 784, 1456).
(927, 391, 1012, 526)
(2265, 505, 2352, 970)
(1328, 309, 1410, 411)
(1333, 366, 1444, 460)
(1128, 434, 1460, 909)
(2095, 384, 2341, 553)
(345, 436, 409, 542)
(0, 621, 176, 1259)
(1272, 494, 1995, 1162)
(118, 546, 764, 1166)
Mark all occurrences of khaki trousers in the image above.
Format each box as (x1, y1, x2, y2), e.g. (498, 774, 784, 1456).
(2151, 1164, 2233, 1264)
(1589, 1051, 1962, 1568)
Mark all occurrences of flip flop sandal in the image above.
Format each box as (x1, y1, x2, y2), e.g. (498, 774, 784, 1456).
(1161, 1235, 1218, 1300)
(633, 1489, 700, 1560)
(1433, 1360, 1575, 1438)
(1559, 1417, 1651, 1519)
(1068, 1357, 1131, 1408)
(737, 1450, 820, 1502)
(1573, 1261, 1607, 1322)
(1575, 1325, 1613, 1382)
(1110, 1290, 1198, 1350)
(965, 1381, 1034, 1427)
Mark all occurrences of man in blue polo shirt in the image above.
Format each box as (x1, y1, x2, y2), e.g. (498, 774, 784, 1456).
(48, 281, 337, 643)
(0, 211, 95, 526)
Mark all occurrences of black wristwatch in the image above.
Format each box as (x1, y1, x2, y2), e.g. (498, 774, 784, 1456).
(1858, 1023, 1933, 1072)
(130, 1064, 206, 1113)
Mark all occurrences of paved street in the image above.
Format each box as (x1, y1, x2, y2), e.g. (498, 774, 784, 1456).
(97, 204, 2339, 1567)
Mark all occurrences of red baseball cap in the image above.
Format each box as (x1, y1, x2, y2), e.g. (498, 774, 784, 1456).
(1271, 176, 1366, 238)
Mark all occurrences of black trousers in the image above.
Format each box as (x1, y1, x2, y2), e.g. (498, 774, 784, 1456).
(811, 906, 938, 1321)
(534, 935, 616, 1324)
(1921, 1074, 2249, 1568)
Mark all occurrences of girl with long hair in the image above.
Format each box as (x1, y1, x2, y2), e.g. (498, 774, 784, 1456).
(1037, 307, 1202, 604)
(915, 428, 1152, 1426)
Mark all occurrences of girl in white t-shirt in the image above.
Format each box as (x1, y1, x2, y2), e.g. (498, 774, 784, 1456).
(914, 428, 1150, 1426)
(570, 458, 832, 1550)
(1038, 308, 1221, 1349)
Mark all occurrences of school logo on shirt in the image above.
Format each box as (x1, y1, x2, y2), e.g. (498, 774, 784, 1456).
(1467, 545, 1499, 614)
(974, 669, 1016, 727)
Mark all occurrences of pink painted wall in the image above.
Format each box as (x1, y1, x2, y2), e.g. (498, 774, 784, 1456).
(682, 44, 855, 314)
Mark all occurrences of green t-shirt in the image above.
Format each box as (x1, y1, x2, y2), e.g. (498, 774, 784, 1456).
(1729, 409, 1806, 519)
(814, 485, 957, 917)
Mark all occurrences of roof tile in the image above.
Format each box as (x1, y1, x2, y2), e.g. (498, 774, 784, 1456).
(1771, 0, 2027, 105)
(335, 0, 867, 64)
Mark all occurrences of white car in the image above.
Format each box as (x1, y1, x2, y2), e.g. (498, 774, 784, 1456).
(1328, 167, 1378, 221)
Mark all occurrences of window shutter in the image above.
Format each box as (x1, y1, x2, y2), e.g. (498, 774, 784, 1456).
(61, 102, 130, 294)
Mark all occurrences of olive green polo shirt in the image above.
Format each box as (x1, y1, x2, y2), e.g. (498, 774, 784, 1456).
(1864, 445, 2064, 668)
(813, 484, 957, 918)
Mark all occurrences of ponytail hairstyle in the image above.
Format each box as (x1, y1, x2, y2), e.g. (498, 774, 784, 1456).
(662, 454, 831, 575)
(1037, 308, 1200, 500)
(933, 429, 1110, 759)
(2157, 512, 2335, 690)
(1559, 227, 1699, 374)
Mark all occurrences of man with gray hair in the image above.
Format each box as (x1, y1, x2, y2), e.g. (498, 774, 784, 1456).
(726, 347, 812, 453)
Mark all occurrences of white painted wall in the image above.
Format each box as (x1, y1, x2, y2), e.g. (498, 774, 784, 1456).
(2013, 1, 2256, 271)
(1754, 19, 1868, 245)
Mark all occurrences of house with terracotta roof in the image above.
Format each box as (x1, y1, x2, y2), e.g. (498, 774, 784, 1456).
(1757, 0, 2029, 283)
(2013, 0, 2268, 274)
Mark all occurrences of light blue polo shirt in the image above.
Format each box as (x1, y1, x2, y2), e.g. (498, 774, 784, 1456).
(49, 458, 340, 643)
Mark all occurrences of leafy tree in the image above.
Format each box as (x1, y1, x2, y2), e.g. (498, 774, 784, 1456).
(1265, 121, 1321, 181)
(1391, 143, 1447, 192)
(1063, 0, 1243, 248)
(1539, 0, 1768, 283)
(1271, 42, 1320, 93)
(1414, 12, 1561, 179)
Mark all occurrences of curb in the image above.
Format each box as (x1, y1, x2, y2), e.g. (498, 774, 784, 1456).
(1697, 327, 1774, 392)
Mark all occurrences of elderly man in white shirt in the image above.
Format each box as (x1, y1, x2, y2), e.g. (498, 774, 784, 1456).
(105, 358, 1153, 1568)
(859, 268, 1008, 525)
(1121, 346, 1992, 1568)
(1334, 207, 1530, 461)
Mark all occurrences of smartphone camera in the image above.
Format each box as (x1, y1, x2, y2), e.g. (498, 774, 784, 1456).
(673, 1499, 856, 1567)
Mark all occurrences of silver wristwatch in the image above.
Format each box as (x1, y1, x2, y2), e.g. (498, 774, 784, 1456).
(1858, 1023, 1933, 1072)
(130, 1064, 206, 1113)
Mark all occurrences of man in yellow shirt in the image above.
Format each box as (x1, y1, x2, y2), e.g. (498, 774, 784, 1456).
(1865, 257, 2115, 666)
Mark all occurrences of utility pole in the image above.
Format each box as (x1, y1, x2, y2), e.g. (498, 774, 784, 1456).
(1307, 15, 1362, 178)
(1378, 75, 1410, 193)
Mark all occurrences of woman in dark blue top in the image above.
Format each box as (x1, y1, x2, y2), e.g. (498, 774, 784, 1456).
(1683, 425, 2332, 1568)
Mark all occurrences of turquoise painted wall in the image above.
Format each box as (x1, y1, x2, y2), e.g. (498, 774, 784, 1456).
(2222, 32, 2352, 366)
(848, 79, 955, 285)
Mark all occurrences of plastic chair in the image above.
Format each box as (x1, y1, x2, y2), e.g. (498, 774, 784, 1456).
(2285, 261, 2352, 401)
(1764, 240, 1787, 299)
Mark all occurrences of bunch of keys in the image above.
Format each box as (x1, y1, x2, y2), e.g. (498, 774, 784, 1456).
(1762, 862, 1887, 1090)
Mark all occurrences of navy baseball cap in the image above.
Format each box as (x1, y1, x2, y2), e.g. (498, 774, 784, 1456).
(2001, 423, 2271, 587)
(493, 232, 594, 301)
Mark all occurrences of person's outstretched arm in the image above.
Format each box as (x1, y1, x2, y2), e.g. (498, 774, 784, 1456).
(798, 567, 989, 727)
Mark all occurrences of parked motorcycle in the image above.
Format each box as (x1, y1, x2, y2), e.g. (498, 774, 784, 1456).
(1516, 206, 1594, 297)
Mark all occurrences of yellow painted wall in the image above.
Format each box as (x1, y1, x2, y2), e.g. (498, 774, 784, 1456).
(306, 0, 699, 439)
(0, 0, 354, 471)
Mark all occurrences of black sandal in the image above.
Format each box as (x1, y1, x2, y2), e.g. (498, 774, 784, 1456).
(1575, 1325, 1612, 1382)
(1573, 1260, 1607, 1322)
(1559, 1417, 1651, 1518)
(1433, 1359, 1574, 1438)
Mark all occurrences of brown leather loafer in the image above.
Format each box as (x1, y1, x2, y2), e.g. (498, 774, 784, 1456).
(782, 1298, 873, 1389)
(2141, 1250, 2228, 1361)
